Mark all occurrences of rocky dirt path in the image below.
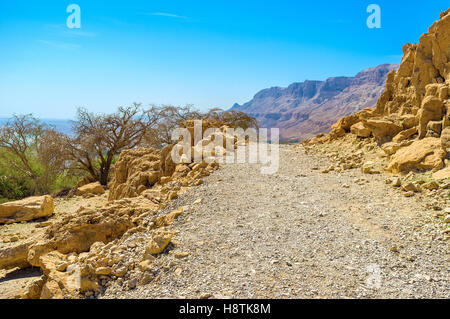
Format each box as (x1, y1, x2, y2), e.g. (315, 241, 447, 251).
(102, 145, 449, 299)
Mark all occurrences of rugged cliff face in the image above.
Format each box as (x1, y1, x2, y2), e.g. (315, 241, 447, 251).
(231, 64, 398, 141)
(309, 9, 450, 175)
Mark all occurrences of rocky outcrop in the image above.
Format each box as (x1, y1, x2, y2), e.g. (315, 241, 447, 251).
(108, 120, 228, 201)
(307, 9, 450, 175)
(108, 148, 161, 200)
(232, 64, 398, 140)
(0, 196, 54, 224)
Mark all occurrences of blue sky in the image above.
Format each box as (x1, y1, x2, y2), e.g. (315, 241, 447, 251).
(0, 1, 448, 119)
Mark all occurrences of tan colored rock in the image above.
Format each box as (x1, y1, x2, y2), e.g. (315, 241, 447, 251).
(418, 97, 444, 138)
(76, 182, 105, 197)
(20, 277, 45, 299)
(350, 122, 371, 138)
(403, 191, 415, 197)
(361, 162, 375, 174)
(138, 260, 153, 272)
(426, 121, 443, 137)
(0, 241, 33, 270)
(362, 119, 403, 142)
(422, 181, 439, 190)
(432, 166, 450, 180)
(400, 115, 418, 130)
(441, 127, 450, 151)
(0, 195, 54, 224)
(109, 148, 161, 201)
(392, 127, 417, 143)
(95, 267, 112, 275)
(381, 141, 413, 155)
(402, 182, 418, 192)
(144, 228, 174, 255)
(388, 138, 446, 174)
(392, 177, 402, 187)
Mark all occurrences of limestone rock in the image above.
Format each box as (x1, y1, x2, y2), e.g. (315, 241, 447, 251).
(381, 141, 413, 155)
(76, 182, 105, 197)
(392, 127, 418, 143)
(108, 148, 161, 200)
(432, 166, 450, 180)
(350, 122, 371, 138)
(144, 228, 174, 255)
(0, 241, 33, 270)
(422, 181, 440, 190)
(402, 182, 418, 192)
(392, 177, 402, 187)
(362, 119, 403, 142)
(361, 162, 375, 174)
(0, 195, 54, 224)
(388, 138, 446, 174)
(441, 127, 450, 151)
(381, 140, 414, 155)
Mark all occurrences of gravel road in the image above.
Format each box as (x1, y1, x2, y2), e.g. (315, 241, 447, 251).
(102, 144, 449, 299)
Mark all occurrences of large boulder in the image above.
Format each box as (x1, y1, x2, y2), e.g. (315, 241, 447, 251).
(350, 122, 371, 138)
(0, 196, 54, 224)
(0, 241, 33, 270)
(76, 182, 105, 197)
(388, 137, 446, 174)
(362, 119, 403, 142)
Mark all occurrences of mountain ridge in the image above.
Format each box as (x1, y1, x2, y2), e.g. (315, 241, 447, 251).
(231, 64, 399, 141)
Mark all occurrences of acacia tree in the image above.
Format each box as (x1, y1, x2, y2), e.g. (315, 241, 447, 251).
(0, 114, 67, 195)
(66, 103, 161, 185)
(203, 108, 259, 130)
(143, 104, 202, 147)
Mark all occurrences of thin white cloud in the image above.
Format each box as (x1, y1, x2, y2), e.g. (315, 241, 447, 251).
(43, 24, 98, 38)
(147, 12, 188, 20)
(38, 40, 81, 50)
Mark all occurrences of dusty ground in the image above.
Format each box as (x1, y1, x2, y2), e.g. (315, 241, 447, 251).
(99, 144, 449, 299)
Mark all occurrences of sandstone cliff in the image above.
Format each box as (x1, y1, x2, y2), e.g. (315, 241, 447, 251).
(308, 9, 450, 176)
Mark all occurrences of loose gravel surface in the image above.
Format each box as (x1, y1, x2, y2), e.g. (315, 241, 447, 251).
(102, 144, 449, 299)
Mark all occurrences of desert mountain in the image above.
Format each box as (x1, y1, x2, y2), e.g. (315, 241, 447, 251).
(231, 64, 398, 141)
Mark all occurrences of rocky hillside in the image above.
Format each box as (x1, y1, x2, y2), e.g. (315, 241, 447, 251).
(0, 120, 232, 299)
(307, 9, 450, 179)
(231, 64, 398, 141)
